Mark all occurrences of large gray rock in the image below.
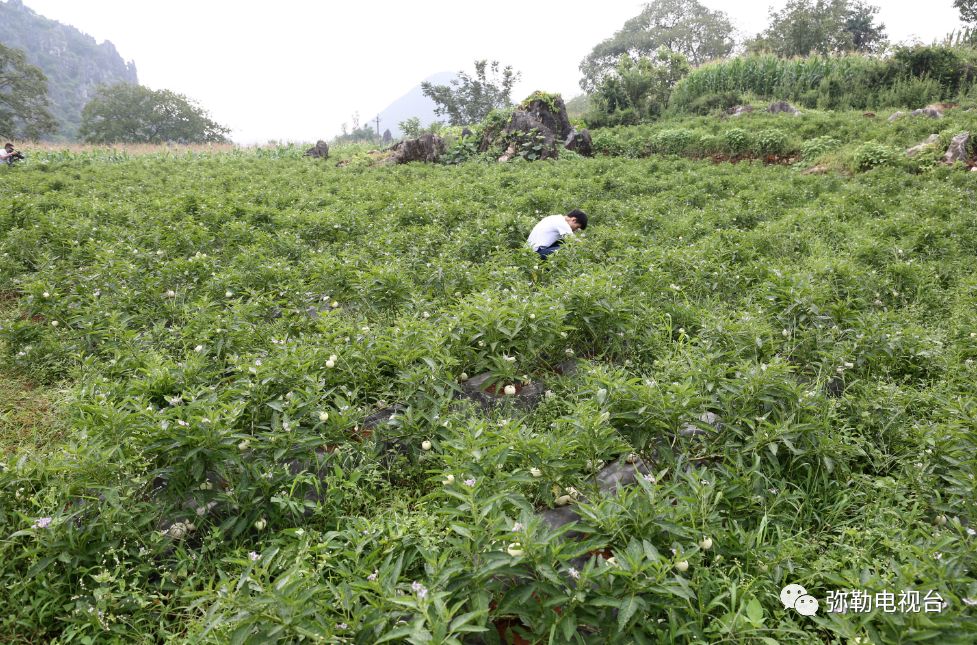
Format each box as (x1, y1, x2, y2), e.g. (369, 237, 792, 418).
(906, 134, 941, 157)
(387, 133, 445, 164)
(521, 95, 573, 140)
(911, 107, 943, 119)
(501, 111, 558, 160)
(460, 372, 544, 410)
(595, 456, 652, 493)
(565, 128, 593, 157)
(679, 411, 722, 438)
(727, 105, 754, 117)
(768, 101, 800, 115)
(539, 505, 585, 539)
(944, 132, 971, 164)
(304, 140, 330, 158)
(887, 111, 906, 122)
(481, 94, 576, 161)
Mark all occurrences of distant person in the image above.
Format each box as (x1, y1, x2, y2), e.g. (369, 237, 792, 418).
(1, 143, 25, 166)
(527, 209, 588, 258)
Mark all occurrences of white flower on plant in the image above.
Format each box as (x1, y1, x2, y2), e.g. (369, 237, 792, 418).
(565, 348, 574, 356)
(411, 581, 427, 598)
(254, 359, 262, 366)
(464, 478, 476, 487)
(567, 567, 580, 579)
(422, 311, 430, 318)
(934, 552, 943, 560)
(421, 440, 432, 451)
(560, 332, 568, 339)
(555, 495, 572, 506)
(361, 326, 370, 333)
(506, 542, 524, 557)
(225, 290, 234, 298)
(325, 359, 336, 368)
(512, 522, 523, 531)
(254, 518, 267, 531)
(530, 467, 542, 478)
(675, 560, 689, 572)
(367, 570, 378, 581)
(459, 372, 468, 381)
(967, 527, 976, 536)
(319, 411, 329, 422)
(248, 551, 260, 561)
(503, 385, 516, 396)
(164, 290, 176, 298)
(699, 536, 713, 550)
(50, 320, 58, 327)
(42, 291, 49, 298)
(936, 515, 948, 526)
(238, 440, 250, 451)
(503, 354, 516, 362)
(199, 481, 213, 491)
(194, 345, 204, 353)
(529, 313, 536, 319)
(442, 474, 454, 485)
(477, 340, 485, 347)
(32, 517, 53, 529)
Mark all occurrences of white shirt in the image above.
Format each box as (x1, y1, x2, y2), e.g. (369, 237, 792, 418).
(0, 149, 13, 161)
(527, 215, 573, 251)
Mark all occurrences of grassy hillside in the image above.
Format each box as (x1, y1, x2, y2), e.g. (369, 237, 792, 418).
(1, 139, 976, 642)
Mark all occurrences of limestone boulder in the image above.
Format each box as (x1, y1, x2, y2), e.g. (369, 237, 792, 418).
(304, 140, 329, 158)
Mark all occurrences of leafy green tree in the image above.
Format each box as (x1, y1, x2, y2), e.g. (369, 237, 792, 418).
(399, 117, 422, 138)
(579, 0, 734, 93)
(955, 0, 977, 24)
(79, 83, 229, 144)
(0, 43, 58, 139)
(749, 0, 887, 57)
(590, 48, 691, 125)
(421, 60, 520, 126)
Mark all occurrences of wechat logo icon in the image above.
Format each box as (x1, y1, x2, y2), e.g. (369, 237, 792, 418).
(781, 583, 819, 616)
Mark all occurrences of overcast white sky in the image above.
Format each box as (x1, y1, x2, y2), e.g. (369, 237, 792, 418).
(13, 0, 967, 143)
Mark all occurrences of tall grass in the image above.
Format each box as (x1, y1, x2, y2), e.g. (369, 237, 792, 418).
(670, 47, 977, 112)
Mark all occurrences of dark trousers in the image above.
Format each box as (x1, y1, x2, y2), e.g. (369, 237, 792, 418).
(535, 239, 563, 258)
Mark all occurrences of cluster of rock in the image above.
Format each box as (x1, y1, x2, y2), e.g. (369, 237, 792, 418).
(726, 101, 801, 117)
(480, 94, 593, 162)
(905, 131, 971, 164)
(888, 104, 948, 121)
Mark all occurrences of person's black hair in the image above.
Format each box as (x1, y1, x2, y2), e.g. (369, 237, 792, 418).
(3, 143, 12, 149)
(567, 208, 588, 230)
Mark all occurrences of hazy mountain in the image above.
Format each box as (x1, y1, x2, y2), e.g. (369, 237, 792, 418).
(376, 71, 455, 138)
(0, 0, 138, 140)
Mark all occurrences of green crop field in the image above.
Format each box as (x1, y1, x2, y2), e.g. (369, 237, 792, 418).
(1, 126, 977, 643)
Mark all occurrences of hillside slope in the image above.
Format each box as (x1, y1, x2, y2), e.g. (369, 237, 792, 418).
(0, 0, 138, 140)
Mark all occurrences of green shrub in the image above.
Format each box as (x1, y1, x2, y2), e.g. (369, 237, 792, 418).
(800, 136, 842, 160)
(723, 128, 751, 155)
(851, 142, 902, 171)
(753, 129, 791, 156)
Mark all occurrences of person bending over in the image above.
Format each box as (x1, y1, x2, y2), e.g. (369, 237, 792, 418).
(1, 143, 25, 166)
(527, 209, 588, 258)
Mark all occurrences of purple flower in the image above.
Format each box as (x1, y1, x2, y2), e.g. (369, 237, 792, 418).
(464, 478, 476, 488)
(336, 622, 348, 630)
(248, 551, 260, 561)
(411, 581, 428, 598)
(568, 567, 580, 579)
(32, 517, 52, 529)
(367, 570, 378, 581)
